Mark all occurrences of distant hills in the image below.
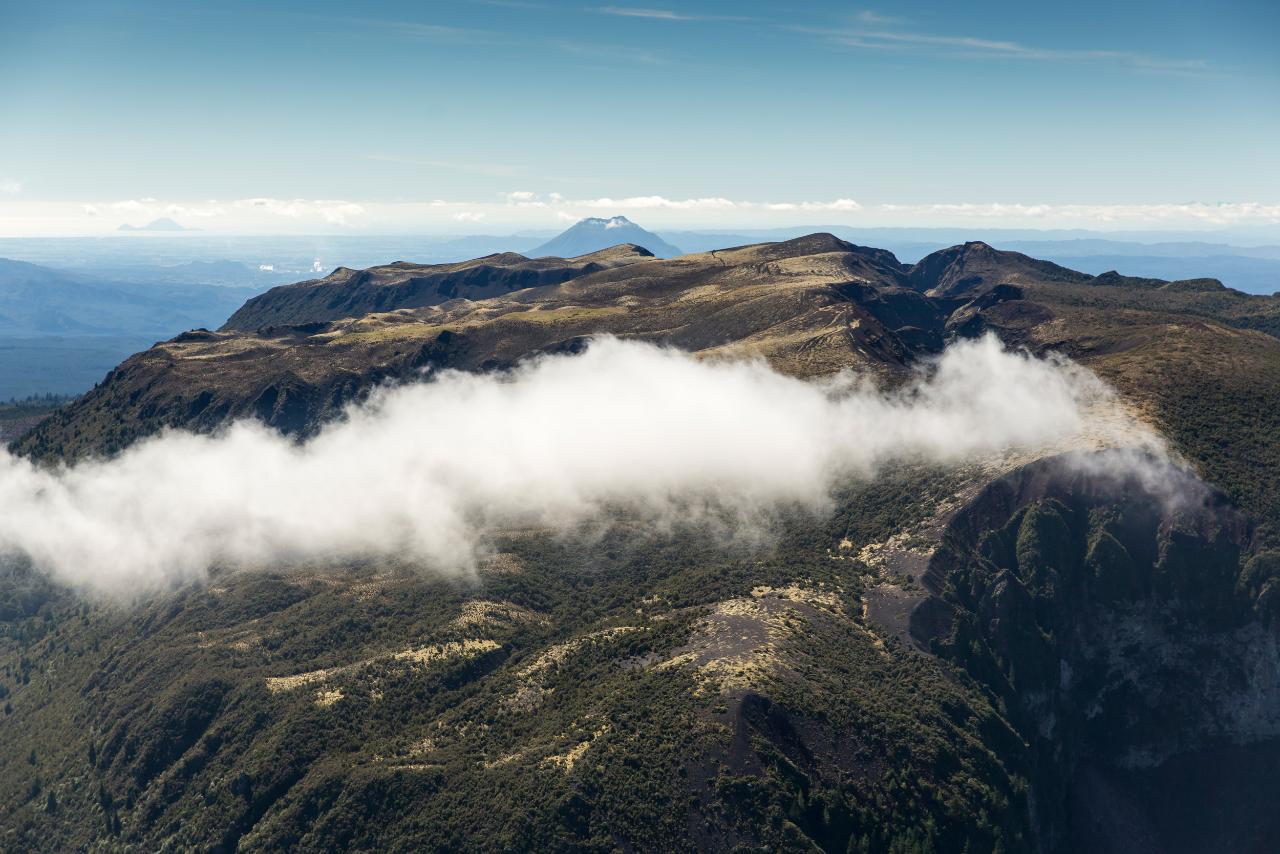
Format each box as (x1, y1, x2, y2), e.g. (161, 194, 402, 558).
(530, 215, 683, 259)
(0, 257, 257, 338)
(523, 220, 1276, 292)
(3, 226, 1275, 292)
(118, 216, 189, 232)
(0, 257, 266, 397)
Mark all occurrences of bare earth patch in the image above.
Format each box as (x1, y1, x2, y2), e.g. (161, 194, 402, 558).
(266, 638, 501, 695)
(450, 600, 547, 630)
(653, 583, 849, 696)
(503, 627, 641, 712)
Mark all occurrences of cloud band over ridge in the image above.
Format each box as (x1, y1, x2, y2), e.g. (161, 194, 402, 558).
(0, 336, 1138, 595)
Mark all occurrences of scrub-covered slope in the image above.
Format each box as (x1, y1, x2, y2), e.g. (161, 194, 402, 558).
(4, 237, 1280, 852)
(221, 245, 654, 333)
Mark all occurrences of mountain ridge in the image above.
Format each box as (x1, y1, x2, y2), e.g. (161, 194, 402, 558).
(221, 244, 654, 332)
(0, 257, 256, 338)
(5, 235, 1280, 852)
(18, 235, 1280, 468)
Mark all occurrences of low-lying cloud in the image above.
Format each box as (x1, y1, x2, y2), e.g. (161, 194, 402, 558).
(0, 336, 1138, 596)
(46, 194, 1280, 237)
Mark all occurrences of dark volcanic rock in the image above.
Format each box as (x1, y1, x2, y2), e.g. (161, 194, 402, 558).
(917, 450, 1275, 852)
(907, 241, 1090, 298)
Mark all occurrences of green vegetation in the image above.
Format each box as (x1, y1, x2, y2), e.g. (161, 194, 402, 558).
(0, 394, 76, 445)
(5, 239, 1280, 850)
(930, 458, 1268, 848)
(0, 475, 1035, 852)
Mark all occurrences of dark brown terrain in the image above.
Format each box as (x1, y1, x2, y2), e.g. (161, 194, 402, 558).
(3, 235, 1280, 852)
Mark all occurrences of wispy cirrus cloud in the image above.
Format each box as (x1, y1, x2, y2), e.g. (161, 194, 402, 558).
(466, 0, 549, 9)
(556, 39, 672, 65)
(593, 5, 754, 23)
(595, 6, 696, 21)
(0, 178, 21, 195)
(806, 23, 1210, 75)
(854, 10, 905, 25)
(328, 17, 494, 42)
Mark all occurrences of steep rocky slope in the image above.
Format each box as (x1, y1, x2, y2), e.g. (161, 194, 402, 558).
(905, 241, 1089, 298)
(919, 454, 1277, 851)
(3, 236, 1280, 852)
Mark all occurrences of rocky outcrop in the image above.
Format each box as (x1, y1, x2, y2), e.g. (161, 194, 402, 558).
(907, 241, 1089, 299)
(914, 450, 1279, 852)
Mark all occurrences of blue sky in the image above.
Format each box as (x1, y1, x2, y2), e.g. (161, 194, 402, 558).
(1, 0, 1277, 234)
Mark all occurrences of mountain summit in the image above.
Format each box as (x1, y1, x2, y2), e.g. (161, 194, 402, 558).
(530, 215, 682, 259)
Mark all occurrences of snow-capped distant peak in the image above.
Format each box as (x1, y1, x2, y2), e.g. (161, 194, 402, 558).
(529, 215, 682, 259)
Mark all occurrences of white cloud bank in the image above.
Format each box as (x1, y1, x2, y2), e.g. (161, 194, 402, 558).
(0, 336, 1132, 596)
(7, 194, 1280, 236)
